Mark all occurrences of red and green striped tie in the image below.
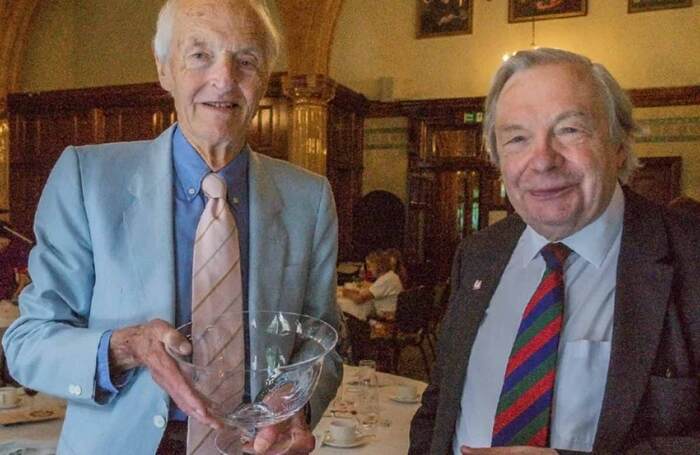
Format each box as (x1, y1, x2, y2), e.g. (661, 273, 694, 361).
(491, 242, 571, 447)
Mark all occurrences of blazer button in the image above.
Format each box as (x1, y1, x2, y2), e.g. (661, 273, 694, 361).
(68, 384, 82, 396)
(153, 415, 167, 428)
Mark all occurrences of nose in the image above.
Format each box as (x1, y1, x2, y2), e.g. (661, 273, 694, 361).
(529, 132, 563, 172)
(209, 55, 238, 91)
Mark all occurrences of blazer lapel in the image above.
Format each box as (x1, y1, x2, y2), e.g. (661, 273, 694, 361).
(247, 151, 287, 313)
(434, 216, 526, 451)
(123, 126, 177, 324)
(594, 191, 674, 452)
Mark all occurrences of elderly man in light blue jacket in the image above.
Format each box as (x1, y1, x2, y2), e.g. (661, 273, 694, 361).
(3, 0, 341, 453)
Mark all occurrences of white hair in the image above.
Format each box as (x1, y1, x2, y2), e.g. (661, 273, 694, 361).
(153, 0, 281, 70)
(482, 48, 640, 183)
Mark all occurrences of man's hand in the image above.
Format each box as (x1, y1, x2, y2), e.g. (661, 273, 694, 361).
(250, 409, 315, 454)
(461, 447, 558, 454)
(109, 319, 221, 429)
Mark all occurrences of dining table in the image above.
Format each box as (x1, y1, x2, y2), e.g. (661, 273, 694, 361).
(0, 392, 64, 454)
(312, 365, 426, 454)
(0, 365, 425, 454)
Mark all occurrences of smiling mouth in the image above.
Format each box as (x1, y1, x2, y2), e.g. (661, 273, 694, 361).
(202, 101, 239, 111)
(528, 185, 575, 199)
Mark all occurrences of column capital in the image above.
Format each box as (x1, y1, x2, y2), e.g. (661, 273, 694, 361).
(282, 74, 337, 106)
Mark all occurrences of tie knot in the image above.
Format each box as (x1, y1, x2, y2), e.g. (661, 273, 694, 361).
(541, 242, 571, 271)
(201, 173, 227, 200)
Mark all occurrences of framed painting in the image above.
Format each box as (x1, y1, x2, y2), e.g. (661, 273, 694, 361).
(628, 0, 692, 13)
(417, 0, 473, 38)
(509, 0, 587, 23)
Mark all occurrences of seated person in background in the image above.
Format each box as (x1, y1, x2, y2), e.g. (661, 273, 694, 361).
(342, 250, 404, 319)
(385, 247, 409, 288)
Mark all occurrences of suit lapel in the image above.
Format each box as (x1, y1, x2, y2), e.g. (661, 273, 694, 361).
(123, 126, 177, 323)
(247, 151, 287, 313)
(594, 191, 673, 452)
(434, 216, 526, 451)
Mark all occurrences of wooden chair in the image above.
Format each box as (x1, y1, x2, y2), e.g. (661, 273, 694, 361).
(388, 285, 434, 376)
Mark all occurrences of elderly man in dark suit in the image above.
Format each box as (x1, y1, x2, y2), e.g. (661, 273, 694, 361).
(409, 48, 700, 454)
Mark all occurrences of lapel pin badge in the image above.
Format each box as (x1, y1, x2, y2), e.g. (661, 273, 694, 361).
(472, 280, 482, 290)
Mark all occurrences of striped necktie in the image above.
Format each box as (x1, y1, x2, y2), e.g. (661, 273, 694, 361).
(187, 173, 245, 455)
(491, 242, 571, 447)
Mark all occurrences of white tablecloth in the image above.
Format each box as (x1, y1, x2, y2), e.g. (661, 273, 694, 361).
(0, 419, 62, 454)
(312, 365, 426, 454)
(0, 366, 425, 454)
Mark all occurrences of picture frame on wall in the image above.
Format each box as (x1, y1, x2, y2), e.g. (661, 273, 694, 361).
(417, 0, 473, 38)
(628, 0, 692, 13)
(508, 0, 587, 23)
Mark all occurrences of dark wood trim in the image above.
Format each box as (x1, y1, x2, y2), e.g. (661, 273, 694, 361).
(7, 71, 368, 113)
(331, 83, 369, 115)
(367, 96, 485, 118)
(366, 85, 700, 118)
(8, 82, 172, 113)
(628, 85, 700, 108)
(7, 72, 289, 112)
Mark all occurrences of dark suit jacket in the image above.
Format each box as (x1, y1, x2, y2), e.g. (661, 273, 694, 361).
(409, 190, 700, 454)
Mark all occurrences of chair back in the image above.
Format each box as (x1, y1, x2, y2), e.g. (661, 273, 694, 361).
(395, 285, 433, 334)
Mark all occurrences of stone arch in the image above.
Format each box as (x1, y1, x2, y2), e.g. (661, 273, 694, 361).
(277, 0, 343, 76)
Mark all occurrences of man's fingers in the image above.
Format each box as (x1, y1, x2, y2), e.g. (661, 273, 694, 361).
(148, 353, 221, 429)
(162, 328, 192, 355)
(253, 425, 279, 453)
(252, 410, 314, 454)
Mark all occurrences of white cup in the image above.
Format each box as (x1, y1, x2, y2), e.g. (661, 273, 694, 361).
(396, 384, 418, 401)
(0, 386, 19, 409)
(329, 419, 358, 444)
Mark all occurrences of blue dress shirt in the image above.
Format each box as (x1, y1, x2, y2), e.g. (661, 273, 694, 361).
(453, 184, 625, 453)
(95, 126, 250, 418)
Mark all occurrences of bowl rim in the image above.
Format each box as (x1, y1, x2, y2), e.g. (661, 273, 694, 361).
(165, 310, 339, 375)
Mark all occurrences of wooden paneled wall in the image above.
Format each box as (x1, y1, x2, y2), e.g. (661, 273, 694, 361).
(7, 74, 367, 260)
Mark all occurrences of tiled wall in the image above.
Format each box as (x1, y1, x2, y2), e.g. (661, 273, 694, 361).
(635, 105, 700, 200)
(363, 117, 409, 203)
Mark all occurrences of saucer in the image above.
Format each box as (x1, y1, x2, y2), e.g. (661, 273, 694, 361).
(390, 395, 420, 404)
(322, 432, 370, 448)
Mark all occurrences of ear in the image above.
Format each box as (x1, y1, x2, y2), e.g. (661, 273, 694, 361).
(155, 54, 173, 93)
(615, 142, 627, 170)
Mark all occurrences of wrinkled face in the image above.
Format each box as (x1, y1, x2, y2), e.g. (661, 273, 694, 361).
(494, 63, 624, 240)
(156, 0, 269, 154)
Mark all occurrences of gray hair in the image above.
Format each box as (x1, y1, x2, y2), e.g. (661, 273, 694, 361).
(482, 48, 639, 183)
(153, 0, 281, 71)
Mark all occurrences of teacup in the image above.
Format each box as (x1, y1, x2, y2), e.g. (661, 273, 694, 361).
(395, 384, 418, 401)
(0, 386, 19, 409)
(329, 419, 359, 444)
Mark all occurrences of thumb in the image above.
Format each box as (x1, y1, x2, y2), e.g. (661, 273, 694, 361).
(162, 329, 191, 355)
(253, 425, 278, 453)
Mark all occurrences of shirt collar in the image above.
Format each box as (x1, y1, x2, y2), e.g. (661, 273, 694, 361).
(520, 183, 625, 268)
(172, 125, 249, 201)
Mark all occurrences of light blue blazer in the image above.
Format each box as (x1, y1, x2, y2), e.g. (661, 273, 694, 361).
(3, 125, 342, 454)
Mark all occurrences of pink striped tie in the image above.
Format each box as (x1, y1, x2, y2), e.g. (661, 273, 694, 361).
(187, 173, 245, 455)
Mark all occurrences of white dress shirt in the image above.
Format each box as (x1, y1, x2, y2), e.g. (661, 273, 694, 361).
(453, 184, 625, 453)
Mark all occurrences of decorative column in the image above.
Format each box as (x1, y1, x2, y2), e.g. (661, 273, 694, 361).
(0, 0, 42, 213)
(282, 74, 336, 175)
(0, 99, 8, 214)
